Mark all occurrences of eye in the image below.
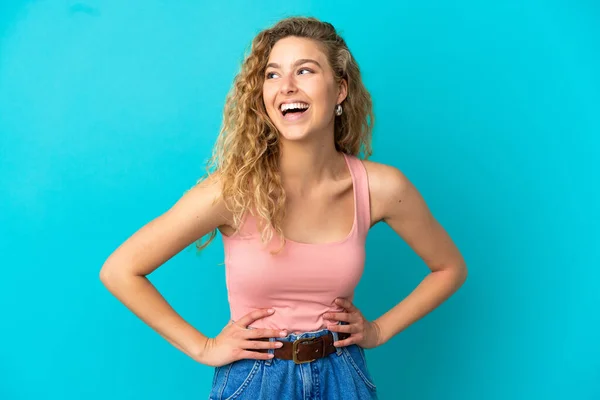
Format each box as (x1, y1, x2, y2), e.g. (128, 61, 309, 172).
(265, 68, 313, 79)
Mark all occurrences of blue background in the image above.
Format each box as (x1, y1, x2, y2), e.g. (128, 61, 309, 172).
(1, 1, 598, 399)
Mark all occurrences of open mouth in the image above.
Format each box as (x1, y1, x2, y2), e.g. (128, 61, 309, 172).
(281, 107, 309, 116)
(280, 104, 310, 120)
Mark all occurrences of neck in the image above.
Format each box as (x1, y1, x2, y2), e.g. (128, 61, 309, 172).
(279, 140, 345, 195)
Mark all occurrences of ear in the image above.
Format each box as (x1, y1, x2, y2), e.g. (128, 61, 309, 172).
(336, 78, 348, 104)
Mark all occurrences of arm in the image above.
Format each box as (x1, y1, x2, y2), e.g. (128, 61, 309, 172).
(366, 162, 468, 345)
(99, 173, 230, 361)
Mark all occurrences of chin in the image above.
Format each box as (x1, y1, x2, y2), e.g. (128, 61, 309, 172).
(277, 126, 313, 142)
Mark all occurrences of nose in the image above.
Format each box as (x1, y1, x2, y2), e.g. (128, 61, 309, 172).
(279, 73, 297, 95)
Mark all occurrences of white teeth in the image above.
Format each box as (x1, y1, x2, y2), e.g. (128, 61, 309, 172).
(280, 102, 310, 112)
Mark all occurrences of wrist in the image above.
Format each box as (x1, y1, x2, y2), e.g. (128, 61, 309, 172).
(372, 319, 388, 346)
(189, 335, 211, 363)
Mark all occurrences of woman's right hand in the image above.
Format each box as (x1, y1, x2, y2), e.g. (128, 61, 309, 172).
(196, 308, 287, 367)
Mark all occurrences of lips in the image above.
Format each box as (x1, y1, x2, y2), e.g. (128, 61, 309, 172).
(280, 105, 310, 122)
(280, 105, 310, 115)
(279, 100, 310, 111)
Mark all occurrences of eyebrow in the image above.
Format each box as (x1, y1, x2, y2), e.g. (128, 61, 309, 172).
(266, 58, 322, 70)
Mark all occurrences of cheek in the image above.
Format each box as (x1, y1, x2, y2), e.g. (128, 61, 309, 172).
(262, 88, 277, 114)
(307, 82, 334, 108)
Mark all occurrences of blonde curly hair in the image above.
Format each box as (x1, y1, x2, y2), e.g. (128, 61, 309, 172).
(195, 16, 374, 252)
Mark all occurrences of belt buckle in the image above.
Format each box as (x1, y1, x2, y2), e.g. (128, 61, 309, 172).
(292, 337, 316, 364)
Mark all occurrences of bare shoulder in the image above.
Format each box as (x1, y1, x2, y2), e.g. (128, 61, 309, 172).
(182, 171, 233, 224)
(101, 171, 232, 277)
(361, 159, 414, 225)
(362, 159, 466, 272)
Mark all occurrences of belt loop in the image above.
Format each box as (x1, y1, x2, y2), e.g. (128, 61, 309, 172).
(330, 330, 343, 355)
(265, 337, 274, 366)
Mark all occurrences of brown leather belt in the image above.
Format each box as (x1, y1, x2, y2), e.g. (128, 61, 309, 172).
(257, 332, 351, 364)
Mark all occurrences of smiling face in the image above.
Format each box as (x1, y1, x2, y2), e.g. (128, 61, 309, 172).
(262, 36, 347, 142)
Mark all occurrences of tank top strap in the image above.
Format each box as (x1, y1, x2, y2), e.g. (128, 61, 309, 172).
(343, 153, 371, 238)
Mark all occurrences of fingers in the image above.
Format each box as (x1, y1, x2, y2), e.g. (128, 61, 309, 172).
(328, 320, 362, 347)
(236, 308, 275, 328)
(240, 350, 276, 361)
(327, 323, 358, 334)
(324, 312, 354, 323)
(335, 298, 357, 312)
(324, 298, 361, 323)
(245, 328, 287, 339)
(333, 335, 356, 347)
(237, 340, 284, 361)
(243, 339, 284, 351)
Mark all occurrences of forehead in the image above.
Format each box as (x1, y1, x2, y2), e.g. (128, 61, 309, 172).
(267, 36, 326, 64)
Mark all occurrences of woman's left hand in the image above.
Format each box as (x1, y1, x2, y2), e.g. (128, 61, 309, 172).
(324, 298, 383, 349)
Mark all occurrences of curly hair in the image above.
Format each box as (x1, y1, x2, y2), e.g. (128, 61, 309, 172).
(194, 16, 374, 252)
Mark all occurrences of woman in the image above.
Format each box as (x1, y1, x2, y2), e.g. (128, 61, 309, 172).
(100, 16, 467, 399)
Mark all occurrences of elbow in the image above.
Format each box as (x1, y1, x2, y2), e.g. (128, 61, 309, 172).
(456, 263, 468, 287)
(99, 259, 145, 290)
(99, 263, 115, 289)
(99, 265, 111, 285)
(441, 262, 467, 288)
(99, 260, 128, 289)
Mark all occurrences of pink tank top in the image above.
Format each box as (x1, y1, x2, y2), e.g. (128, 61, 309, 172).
(222, 153, 371, 333)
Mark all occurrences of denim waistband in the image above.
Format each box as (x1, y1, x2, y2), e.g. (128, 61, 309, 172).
(277, 327, 334, 342)
(241, 321, 346, 342)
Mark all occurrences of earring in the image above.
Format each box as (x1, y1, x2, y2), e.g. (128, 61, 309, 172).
(335, 104, 343, 116)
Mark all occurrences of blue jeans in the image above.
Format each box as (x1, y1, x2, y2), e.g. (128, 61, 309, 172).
(208, 327, 378, 399)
